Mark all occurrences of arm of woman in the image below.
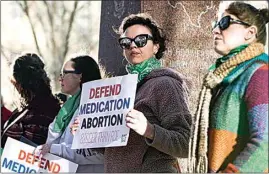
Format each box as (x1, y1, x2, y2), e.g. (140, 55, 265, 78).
(4, 109, 50, 146)
(49, 113, 104, 165)
(127, 76, 192, 158)
(2, 109, 27, 147)
(146, 77, 192, 158)
(4, 123, 23, 141)
(223, 65, 268, 172)
(50, 143, 104, 165)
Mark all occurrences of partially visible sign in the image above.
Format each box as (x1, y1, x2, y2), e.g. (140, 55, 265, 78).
(1, 137, 78, 173)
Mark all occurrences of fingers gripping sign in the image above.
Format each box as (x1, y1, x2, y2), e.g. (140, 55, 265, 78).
(125, 109, 155, 140)
(70, 117, 80, 136)
(34, 144, 50, 159)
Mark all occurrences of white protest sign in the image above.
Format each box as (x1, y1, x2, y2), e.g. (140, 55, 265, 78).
(72, 74, 137, 149)
(1, 137, 78, 173)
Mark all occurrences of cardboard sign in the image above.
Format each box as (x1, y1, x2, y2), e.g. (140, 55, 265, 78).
(1, 137, 78, 173)
(72, 74, 137, 149)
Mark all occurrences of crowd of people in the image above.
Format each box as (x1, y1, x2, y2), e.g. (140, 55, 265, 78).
(1, 2, 268, 173)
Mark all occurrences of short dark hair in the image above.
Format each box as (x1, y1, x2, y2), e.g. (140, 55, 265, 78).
(13, 53, 53, 106)
(117, 13, 166, 59)
(70, 55, 102, 87)
(226, 2, 269, 45)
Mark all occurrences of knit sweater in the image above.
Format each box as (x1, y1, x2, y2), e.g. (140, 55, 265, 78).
(104, 68, 192, 173)
(1, 106, 12, 129)
(208, 53, 268, 172)
(1, 95, 60, 148)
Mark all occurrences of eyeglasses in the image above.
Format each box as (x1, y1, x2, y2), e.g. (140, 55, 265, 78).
(212, 15, 251, 31)
(60, 70, 80, 78)
(118, 34, 153, 49)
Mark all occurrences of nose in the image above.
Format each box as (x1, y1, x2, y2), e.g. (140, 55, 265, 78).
(59, 75, 63, 82)
(212, 25, 221, 35)
(129, 41, 137, 49)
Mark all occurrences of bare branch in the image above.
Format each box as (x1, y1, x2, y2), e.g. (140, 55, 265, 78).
(76, 1, 91, 12)
(16, 1, 25, 12)
(17, 0, 44, 58)
(36, 12, 50, 50)
(1, 49, 11, 66)
(43, 1, 54, 31)
(60, 3, 67, 33)
(1, 45, 16, 66)
(43, 0, 57, 57)
(62, 1, 79, 59)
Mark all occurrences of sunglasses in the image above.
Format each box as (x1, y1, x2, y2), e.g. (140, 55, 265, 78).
(212, 15, 251, 31)
(118, 34, 153, 49)
(60, 70, 80, 78)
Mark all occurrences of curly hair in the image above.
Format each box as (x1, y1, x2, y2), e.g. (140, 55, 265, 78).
(13, 53, 53, 106)
(117, 13, 166, 59)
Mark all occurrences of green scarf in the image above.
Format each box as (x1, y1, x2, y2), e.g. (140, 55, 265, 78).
(126, 56, 161, 82)
(0, 148, 3, 157)
(53, 89, 81, 133)
(209, 44, 248, 71)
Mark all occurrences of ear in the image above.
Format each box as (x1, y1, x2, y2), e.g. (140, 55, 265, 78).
(245, 26, 258, 42)
(153, 43, 160, 54)
(77, 74, 82, 83)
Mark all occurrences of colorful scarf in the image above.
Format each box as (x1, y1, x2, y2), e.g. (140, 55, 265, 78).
(210, 44, 248, 70)
(126, 56, 161, 82)
(188, 43, 265, 173)
(53, 89, 81, 133)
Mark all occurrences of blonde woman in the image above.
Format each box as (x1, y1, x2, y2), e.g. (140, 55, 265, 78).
(189, 2, 268, 173)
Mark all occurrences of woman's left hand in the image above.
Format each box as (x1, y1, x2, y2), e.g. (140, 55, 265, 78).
(34, 144, 50, 157)
(126, 109, 154, 139)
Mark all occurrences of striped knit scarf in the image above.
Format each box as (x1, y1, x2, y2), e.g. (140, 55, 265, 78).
(187, 43, 265, 173)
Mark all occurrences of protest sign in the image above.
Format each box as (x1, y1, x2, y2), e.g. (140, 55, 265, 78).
(1, 137, 78, 173)
(72, 74, 137, 149)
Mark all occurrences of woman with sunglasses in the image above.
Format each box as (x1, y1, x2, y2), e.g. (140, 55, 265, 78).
(35, 56, 104, 173)
(1, 53, 61, 148)
(189, 2, 268, 173)
(71, 13, 192, 173)
(72, 13, 192, 173)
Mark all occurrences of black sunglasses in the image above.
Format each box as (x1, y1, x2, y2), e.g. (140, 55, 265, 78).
(60, 70, 80, 78)
(212, 15, 251, 31)
(118, 34, 153, 49)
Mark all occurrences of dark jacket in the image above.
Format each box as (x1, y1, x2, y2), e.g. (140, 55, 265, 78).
(1, 95, 60, 148)
(1, 106, 12, 128)
(104, 68, 192, 172)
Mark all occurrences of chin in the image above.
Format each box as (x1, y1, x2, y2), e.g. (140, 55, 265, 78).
(129, 59, 143, 65)
(61, 89, 68, 95)
(214, 46, 228, 56)
(127, 55, 145, 65)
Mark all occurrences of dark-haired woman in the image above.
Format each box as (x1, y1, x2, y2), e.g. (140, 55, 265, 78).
(189, 2, 268, 173)
(1, 53, 61, 148)
(110, 13, 192, 173)
(36, 55, 104, 173)
(72, 13, 192, 173)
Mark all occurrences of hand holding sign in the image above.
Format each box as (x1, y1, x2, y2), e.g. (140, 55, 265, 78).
(126, 109, 155, 140)
(34, 144, 51, 157)
(70, 117, 80, 135)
